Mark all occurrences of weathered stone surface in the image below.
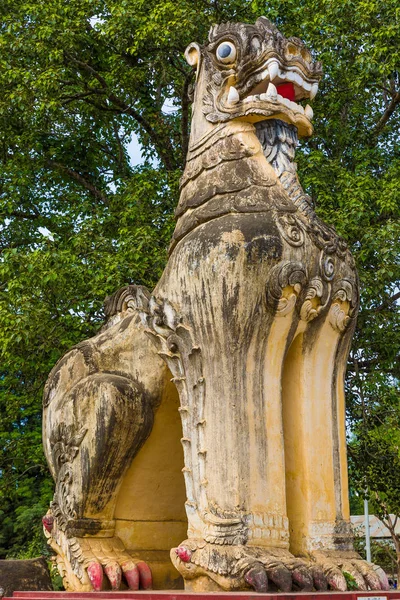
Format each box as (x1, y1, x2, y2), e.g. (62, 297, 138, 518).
(0, 558, 52, 596)
(41, 16, 389, 594)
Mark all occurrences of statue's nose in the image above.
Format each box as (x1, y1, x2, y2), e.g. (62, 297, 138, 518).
(286, 39, 312, 63)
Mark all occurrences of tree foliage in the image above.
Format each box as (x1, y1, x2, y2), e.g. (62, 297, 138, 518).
(0, 0, 399, 563)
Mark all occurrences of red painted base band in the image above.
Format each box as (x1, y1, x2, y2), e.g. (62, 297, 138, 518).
(7, 591, 400, 600)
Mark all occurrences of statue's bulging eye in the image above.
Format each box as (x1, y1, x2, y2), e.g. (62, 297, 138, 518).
(216, 41, 237, 63)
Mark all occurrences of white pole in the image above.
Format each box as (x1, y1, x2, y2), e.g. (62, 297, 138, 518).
(364, 496, 372, 562)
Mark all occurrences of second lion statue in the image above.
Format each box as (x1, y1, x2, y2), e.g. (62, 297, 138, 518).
(42, 17, 389, 593)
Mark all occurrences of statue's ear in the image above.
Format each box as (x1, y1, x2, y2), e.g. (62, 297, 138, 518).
(184, 42, 201, 76)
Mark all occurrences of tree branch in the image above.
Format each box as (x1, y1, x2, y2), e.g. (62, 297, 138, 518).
(47, 160, 109, 204)
(376, 291, 400, 312)
(106, 93, 177, 171)
(181, 69, 194, 162)
(7, 464, 46, 486)
(372, 90, 400, 138)
(353, 358, 366, 422)
(351, 357, 379, 370)
(64, 53, 178, 171)
(8, 209, 41, 220)
(112, 122, 129, 176)
(64, 52, 108, 89)
(60, 89, 107, 105)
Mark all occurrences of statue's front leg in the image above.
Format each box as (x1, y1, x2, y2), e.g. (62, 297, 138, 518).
(43, 291, 167, 591)
(144, 217, 327, 592)
(44, 371, 154, 590)
(282, 283, 389, 592)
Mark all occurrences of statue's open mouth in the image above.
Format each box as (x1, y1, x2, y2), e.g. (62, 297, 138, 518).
(218, 58, 320, 136)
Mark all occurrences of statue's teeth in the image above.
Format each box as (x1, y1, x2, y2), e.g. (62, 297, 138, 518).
(310, 82, 319, 100)
(261, 68, 269, 80)
(294, 73, 303, 87)
(303, 80, 312, 91)
(268, 60, 280, 81)
(286, 71, 296, 82)
(227, 86, 240, 104)
(280, 96, 291, 108)
(289, 100, 298, 111)
(305, 104, 314, 119)
(266, 82, 277, 98)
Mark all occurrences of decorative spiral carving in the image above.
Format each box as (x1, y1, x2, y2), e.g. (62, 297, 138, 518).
(266, 260, 307, 315)
(320, 251, 335, 281)
(276, 214, 305, 247)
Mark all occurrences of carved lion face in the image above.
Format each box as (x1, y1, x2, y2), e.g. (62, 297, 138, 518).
(186, 17, 322, 137)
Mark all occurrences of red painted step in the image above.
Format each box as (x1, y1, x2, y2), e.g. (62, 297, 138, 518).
(7, 591, 400, 600)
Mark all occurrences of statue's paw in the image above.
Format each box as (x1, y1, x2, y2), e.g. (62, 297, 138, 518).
(43, 515, 152, 592)
(310, 550, 390, 591)
(81, 537, 152, 591)
(171, 540, 326, 592)
(254, 548, 327, 592)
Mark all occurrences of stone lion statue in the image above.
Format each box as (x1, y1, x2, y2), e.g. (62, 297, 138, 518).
(42, 17, 389, 593)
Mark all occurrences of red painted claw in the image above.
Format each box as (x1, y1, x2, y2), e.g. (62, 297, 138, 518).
(42, 515, 54, 533)
(292, 566, 313, 591)
(104, 562, 122, 590)
(324, 569, 347, 592)
(136, 561, 153, 590)
(374, 566, 390, 591)
(245, 565, 268, 593)
(176, 545, 192, 563)
(121, 562, 140, 591)
(265, 564, 292, 592)
(363, 569, 382, 591)
(87, 561, 103, 591)
(311, 564, 328, 591)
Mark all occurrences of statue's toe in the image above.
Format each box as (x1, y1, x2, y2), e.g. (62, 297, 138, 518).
(373, 564, 390, 591)
(341, 560, 367, 591)
(321, 562, 347, 591)
(310, 564, 328, 591)
(104, 561, 122, 590)
(87, 561, 103, 591)
(244, 564, 268, 592)
(136, 560, 153, 589)
(264, 562, 292, 592)
(291, 564, 314, 591)
(121, 561, 140, 590)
